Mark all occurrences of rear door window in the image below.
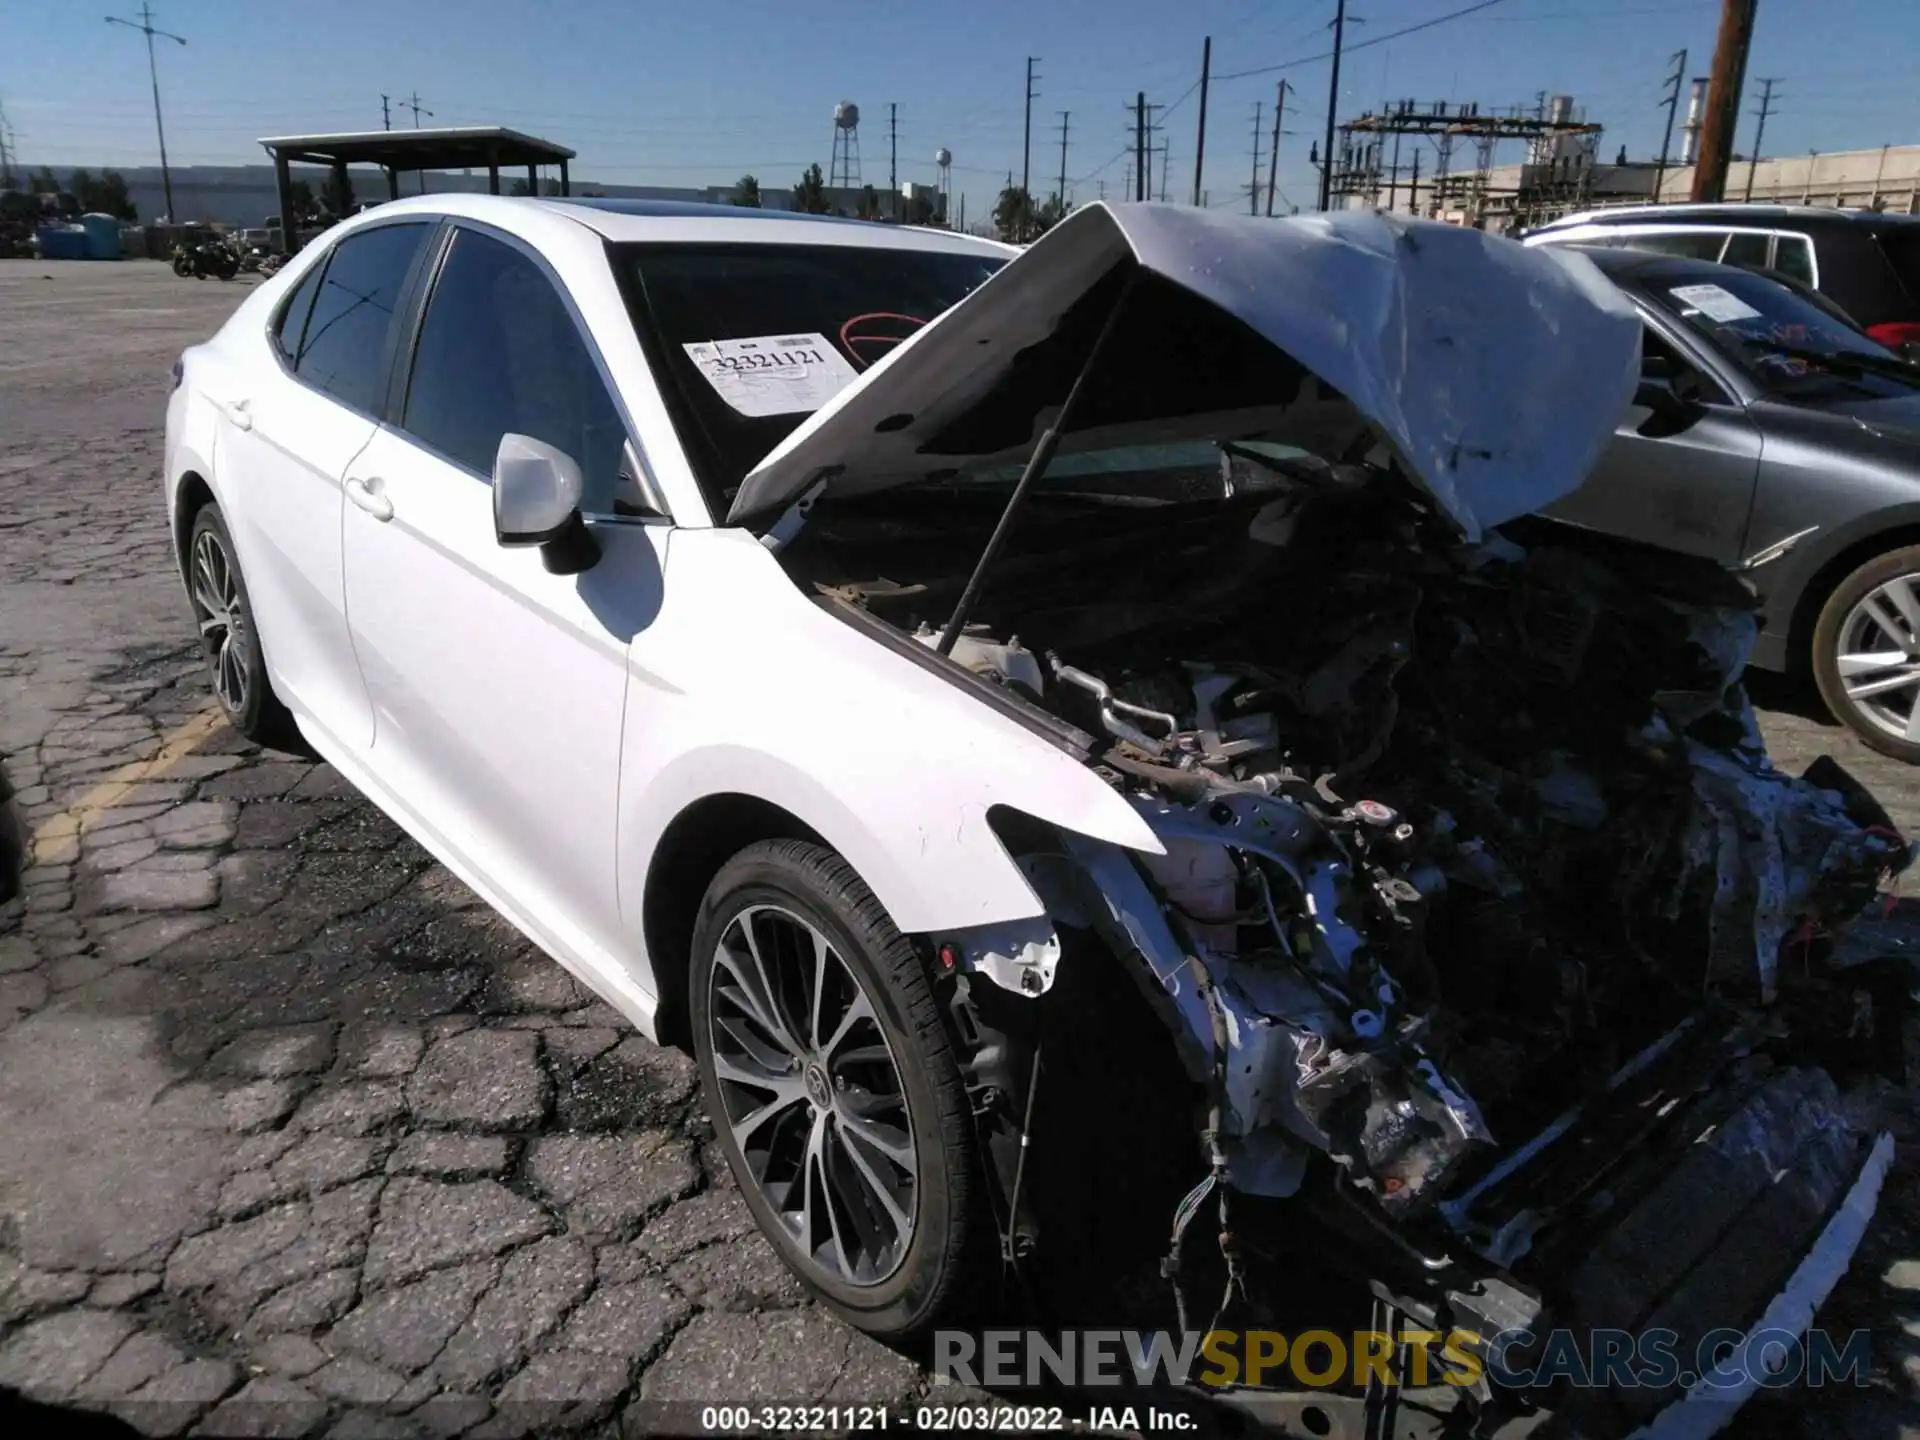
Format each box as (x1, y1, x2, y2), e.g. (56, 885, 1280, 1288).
(1719, 232, 1770, 269)
(1772, 233, 1815, 284)
(290, 222, 431, 415)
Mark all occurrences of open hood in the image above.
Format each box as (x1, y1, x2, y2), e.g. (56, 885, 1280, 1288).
(727, 203, 1642, 539)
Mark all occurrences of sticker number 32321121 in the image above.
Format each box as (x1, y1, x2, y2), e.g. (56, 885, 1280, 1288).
(681, 332, 861, 418)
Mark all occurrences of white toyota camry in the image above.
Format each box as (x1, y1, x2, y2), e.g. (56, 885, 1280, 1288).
(168, 194, 1902, 1426)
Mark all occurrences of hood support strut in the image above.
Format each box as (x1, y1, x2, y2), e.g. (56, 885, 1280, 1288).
(935, 271, 1140, 656)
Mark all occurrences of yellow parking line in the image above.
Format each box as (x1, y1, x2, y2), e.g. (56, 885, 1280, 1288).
(31, 707, 227, 866)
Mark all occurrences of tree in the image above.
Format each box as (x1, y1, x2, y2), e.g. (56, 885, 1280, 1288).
(731, 174, 762, 208)
(320, 168, 356, 218)
(856, 183, 881, 220)
(791, 163, 830, 215)
(62, 167, 135, 219)
(992, 184, 1034, 243)
(286, 179, 319, 221)
(541, 177, 562, 196)
(509, 178, 531, 196)
(905, 193, 938, 227)
(28, 165, 59, 195)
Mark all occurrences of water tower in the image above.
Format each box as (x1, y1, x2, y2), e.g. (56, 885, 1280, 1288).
(831, 102, 862, 191)
(935, 147, 952, 221)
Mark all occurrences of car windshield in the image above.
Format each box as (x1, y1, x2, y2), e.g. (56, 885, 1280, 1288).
(619, 242, 1006, 514)
(1640, 264, 1915, 393)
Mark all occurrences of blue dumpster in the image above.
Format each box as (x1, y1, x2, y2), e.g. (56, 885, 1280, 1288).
(81, 213, 123, 260)
(36, 226, 89, 260)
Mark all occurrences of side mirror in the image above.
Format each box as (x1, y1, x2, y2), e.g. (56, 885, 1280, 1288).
(492, 432, 601, 575)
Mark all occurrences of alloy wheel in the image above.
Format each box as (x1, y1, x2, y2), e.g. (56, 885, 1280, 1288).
(706, 904, 918, 1287)
(189, 527, 251, 716)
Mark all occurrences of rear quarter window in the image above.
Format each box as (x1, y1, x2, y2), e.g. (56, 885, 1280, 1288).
(1875, 228, 1920, 310)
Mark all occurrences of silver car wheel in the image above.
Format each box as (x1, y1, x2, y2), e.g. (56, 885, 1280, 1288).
(190, 527, 250, 716)
(1836, 573, 1920, 743)
(706, 903, 918, 1287)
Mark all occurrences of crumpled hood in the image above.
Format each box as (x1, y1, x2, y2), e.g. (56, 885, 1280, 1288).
(727, 203, 1643, 539)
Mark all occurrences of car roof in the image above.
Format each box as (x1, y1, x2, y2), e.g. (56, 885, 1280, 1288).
(345, 192, 1017, 258)
(1535, 203, 1920, 234)
(1558, 243, 1767, 284)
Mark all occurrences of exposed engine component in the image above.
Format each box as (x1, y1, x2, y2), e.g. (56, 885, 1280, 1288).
(790, 465, 1910, 1238)
(913, 622, 1047, 699)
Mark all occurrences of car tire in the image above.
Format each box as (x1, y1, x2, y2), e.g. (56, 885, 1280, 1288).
(690, 839, 988, 1340)
(1812, 543, 1920, 764)
(185, 504, 297, 748)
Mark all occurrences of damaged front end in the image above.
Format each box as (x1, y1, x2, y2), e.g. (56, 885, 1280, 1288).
(869, 484, 1908, 1434)
(748, 204, 1910, 1430)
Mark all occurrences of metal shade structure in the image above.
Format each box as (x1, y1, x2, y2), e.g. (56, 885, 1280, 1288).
(258, 126, 576, 251)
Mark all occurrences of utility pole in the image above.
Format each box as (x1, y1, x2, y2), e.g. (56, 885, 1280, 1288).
(1745, 77, 1780, 201)
(1248, 102, 1263, 215)
(1266, 81, 1286, 216)
(1409, 147, 1421, 215)
(1023, 57, 1040, 201)
(381, 94, 392, 130)
(1654, 48, 1687, 203)
(1386, 129, 1402, 211)
(0, 99, 15, 189)
(405, 92, 433, 129)
(1135, 92, 1147, 202)
(889, 102, 898, 199)
(1320, 0, 1348, 210)
(1056, 111, 1070, 210)
(106, 3, 186, 224)
(1692, 0, 1759, 202)
(1193, 35, 1212, 207)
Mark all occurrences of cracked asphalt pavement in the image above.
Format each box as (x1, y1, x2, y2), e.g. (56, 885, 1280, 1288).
(4, 260, 1920, 1439)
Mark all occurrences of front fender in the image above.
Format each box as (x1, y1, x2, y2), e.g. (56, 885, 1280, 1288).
(616, 527, 1164, 942)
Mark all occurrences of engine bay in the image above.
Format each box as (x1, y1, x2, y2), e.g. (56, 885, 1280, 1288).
(778, 450, 1908, 1251)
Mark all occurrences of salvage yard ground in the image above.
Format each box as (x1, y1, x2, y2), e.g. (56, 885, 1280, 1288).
(1, 260, 1918, 1438)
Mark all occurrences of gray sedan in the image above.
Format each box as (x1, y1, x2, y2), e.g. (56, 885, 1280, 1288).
(1547, 245, 1920, 761)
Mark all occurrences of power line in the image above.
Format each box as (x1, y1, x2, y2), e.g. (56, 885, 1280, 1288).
(1215, 0, 1510, 84)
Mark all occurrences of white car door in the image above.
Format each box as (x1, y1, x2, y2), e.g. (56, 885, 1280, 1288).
(341, 223, 666, 965)
(213, 220, 435, 751)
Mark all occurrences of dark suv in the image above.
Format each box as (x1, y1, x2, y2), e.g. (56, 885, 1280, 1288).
(1524, 204, 1920, 351)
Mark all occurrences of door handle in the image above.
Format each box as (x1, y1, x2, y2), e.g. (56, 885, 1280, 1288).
(216, 397, 252, 431)
(345, 475, 394, 521)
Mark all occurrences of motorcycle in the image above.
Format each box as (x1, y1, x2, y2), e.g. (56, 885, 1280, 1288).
(170, 238, 239, 281)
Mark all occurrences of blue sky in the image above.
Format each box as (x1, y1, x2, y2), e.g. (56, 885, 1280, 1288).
(4, 0, 1915, 225)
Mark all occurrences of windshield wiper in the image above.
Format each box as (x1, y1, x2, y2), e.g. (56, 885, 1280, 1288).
(1751, 341, 1920, 386)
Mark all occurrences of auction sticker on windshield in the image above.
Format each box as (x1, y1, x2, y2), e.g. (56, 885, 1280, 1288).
(1670, 284, 1763, 325)
(682, 332, 861, 417)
